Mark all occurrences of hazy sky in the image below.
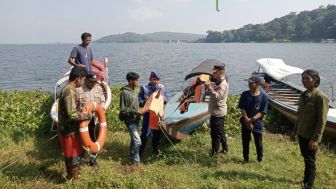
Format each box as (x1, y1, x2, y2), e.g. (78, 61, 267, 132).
(0, 0, 335, 44)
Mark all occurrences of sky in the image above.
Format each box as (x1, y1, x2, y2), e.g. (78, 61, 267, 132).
(0, 0, 335, 44)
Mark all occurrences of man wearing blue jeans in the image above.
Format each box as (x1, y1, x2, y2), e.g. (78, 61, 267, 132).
(119, 72, 142, 164)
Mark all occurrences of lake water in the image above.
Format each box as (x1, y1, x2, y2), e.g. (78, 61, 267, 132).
(0, 43, 335, 99)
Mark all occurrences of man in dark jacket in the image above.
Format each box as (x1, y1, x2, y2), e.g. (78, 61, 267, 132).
(290, 69, 329, 189)
(120, 72, 142, 164)
(58, 66, 91, 180)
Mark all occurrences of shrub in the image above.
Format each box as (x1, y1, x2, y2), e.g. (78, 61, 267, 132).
(0, 89, 53, 140)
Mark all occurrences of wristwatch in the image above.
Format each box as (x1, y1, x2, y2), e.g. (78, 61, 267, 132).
(251, 117, 256, 122)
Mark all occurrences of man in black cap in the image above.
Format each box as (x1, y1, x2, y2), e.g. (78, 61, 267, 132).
(77, 72, 106, 112)
(238, 75, 268, 163)
(138, 71, 168, 156)
(205, 65, 229, 156)
(76, 72, 106, 166)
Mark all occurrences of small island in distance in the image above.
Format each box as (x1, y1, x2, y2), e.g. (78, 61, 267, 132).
(95, 5, 336, 44)
(94, 32, 206, 43)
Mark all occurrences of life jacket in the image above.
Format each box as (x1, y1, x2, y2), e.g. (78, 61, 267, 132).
(142, 83, 167, 102)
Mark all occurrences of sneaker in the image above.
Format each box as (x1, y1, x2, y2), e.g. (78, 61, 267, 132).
(89, 158, 98, 167)
(209, 149, 219, 157)
(302, 183, 312, 189)
(153, 149, 160, 156)
(220, 150, 228, 154)
(131, 162, 145, 172)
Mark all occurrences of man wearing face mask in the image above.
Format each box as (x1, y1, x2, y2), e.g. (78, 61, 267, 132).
(205, 65, 229, 156)
(138, 72, 168, 156)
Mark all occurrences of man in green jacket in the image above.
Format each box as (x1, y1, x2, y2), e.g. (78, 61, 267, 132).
(119, 72, 142, 164)
(290, 69, 329, 189)
(58, 66, 92, 180)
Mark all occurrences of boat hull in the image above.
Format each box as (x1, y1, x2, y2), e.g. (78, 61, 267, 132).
(162, 112, 210, 140)
(260, 79, 336, 137)
(163, 91, 210, 140)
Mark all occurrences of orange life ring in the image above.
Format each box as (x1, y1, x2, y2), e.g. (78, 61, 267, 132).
(79, 102, 107, 153)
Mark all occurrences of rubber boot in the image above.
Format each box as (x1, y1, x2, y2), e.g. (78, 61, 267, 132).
(66, 165, 80, 180)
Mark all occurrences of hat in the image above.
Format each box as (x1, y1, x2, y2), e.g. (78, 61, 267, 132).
(87, 72, 98, 82)
(246, 75, 264, 85)
(212, 65, 225, 72)
(150, 72, 160, 79)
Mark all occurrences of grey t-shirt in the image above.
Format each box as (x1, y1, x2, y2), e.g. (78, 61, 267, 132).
(70, 45, 93, 71)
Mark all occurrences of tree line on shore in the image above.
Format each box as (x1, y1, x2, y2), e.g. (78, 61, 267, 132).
(202, 5, 336, 43)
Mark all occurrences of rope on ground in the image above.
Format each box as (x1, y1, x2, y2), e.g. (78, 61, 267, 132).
(0, 133, 58, 172)
(159, 123, 209, 189)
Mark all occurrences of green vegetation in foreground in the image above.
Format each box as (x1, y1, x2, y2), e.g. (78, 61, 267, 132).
(202, 5, 336, 43)
(1, 89, 336, 188)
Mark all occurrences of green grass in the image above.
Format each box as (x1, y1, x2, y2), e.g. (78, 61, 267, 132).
(1, 130, 336, 189)
(1, 89, 336, 188)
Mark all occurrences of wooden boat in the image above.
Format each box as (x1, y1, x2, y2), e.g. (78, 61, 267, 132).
(162, 59, 225, 140)
(255, 58, 336, 136)
(50, 60, 112, 130)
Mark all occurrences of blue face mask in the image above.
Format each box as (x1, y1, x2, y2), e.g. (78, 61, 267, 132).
(150, 85, 157, 92)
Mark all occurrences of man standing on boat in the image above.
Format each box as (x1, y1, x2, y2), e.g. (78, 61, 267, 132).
(119, 72, 143, 165)
(76, 72, 106, 166)
(68, 32, 94, 71)
(58, 66, 92, 180)
(290, 69, 329, 189)
(205, 65, 229, 156)
(238, 75, 268, 163)
(138, 72, 168, 156)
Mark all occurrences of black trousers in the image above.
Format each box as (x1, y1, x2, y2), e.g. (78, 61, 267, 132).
(152, 130, 161, 152)
(140, 130, 162, 153)
(241, 125, 263, 161)
(210, 116, 228, 153)
(299, 136, 317, 189)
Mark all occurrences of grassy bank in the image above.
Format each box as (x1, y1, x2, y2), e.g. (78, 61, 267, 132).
(0, 89, 336, 188)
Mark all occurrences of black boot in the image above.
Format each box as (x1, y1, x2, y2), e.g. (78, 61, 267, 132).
(66, 164, 80, 180)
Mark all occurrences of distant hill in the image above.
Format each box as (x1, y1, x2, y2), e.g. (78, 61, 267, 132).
(202, 4, 336, 43)
(95, 32, 205, 43)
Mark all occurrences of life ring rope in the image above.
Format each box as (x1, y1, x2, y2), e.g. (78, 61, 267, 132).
(79, 102, 107, 153)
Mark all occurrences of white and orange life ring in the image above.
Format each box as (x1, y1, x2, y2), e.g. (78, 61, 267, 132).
(79, 102, 107, 153)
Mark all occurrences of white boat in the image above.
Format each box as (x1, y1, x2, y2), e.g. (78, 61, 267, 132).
(50, 62, 112, 130)
(255, 58, 336, 136)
